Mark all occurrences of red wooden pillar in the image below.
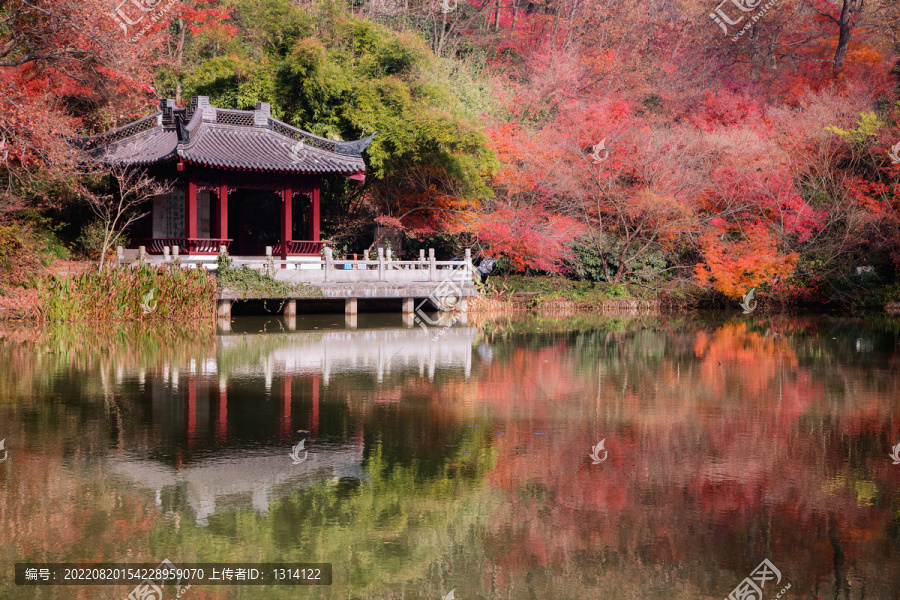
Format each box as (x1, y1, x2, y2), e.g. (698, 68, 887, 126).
(311, 375, 320, 437)
(216, 381, 227, 443)
(184, 377, 197, 449)
(185, 174, 198, 254)
(218, 179, 229, 246)
(281, 377, 292, 438)
(281, 183, 292, 261)
(310, 184, 320, 242)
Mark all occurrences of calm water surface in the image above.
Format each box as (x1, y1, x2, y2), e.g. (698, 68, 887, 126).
(1, 313, 899, 599)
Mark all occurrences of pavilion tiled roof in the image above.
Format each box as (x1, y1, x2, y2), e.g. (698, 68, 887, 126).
(80, 97, 372, 176)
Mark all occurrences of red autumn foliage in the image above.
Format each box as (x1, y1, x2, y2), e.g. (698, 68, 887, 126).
(474, 203, 583, 272)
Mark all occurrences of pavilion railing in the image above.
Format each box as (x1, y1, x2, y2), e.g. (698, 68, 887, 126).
(135, 238, 232, 255)
(134, 239, 326, 256)
(273, 241, 325, 256)
(119, 246, 479, 285)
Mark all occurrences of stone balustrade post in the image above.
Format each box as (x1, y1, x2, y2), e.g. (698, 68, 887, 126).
(324, 247, 333, 282)
(428, 248, 436, 282)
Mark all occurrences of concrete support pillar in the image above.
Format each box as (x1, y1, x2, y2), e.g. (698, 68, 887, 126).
(217, 318, 231, 333)
(285, 316, 297, 331)
(402, 297, 414, 316)
(458, 297, 469, 312)
(284, 299, 297, 317)
(217, 299, 232, 319)
(402, 313, 415, 328)
(345, 297, 358, 316)
(345, 313, 357, 329)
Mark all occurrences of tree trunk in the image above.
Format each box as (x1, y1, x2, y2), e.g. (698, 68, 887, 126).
(174, 15, 186, 103)
(437, 9, 448, 57)
(833, 0, 859, 74)
(511, 0, 519, 31)
(749, 24, 762, 82)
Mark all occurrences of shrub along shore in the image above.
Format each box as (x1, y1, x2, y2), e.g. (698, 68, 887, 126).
(1, 261, 897, 323)
(40, 265, 217, 322)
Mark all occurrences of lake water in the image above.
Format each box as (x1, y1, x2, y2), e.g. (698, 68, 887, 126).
(1, 313, 899, 599)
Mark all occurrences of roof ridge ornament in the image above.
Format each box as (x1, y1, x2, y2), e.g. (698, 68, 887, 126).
(160, 99, 176, 127)
(201, 103, 216, 123)
(335, 132, 376, 157)
(185, 96, 210, 122)
(254, 102, 271, 128)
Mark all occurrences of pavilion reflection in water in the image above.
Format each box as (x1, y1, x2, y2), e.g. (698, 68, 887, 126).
(108, 327, 478, 525)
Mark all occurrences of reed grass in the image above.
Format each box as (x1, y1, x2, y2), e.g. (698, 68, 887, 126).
(40, 264, 217, 322)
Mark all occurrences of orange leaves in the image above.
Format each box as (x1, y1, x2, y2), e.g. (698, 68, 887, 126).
(486, 122, 564, 197)
(695, 222, 799, 298)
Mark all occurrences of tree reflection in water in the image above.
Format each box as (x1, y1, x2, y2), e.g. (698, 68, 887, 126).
(0, 314, 898, 599)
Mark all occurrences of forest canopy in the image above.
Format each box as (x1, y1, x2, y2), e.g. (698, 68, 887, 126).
(1, 0, 899, 307)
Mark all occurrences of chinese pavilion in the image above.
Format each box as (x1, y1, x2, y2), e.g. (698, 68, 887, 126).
(83, 96, 373, 258)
